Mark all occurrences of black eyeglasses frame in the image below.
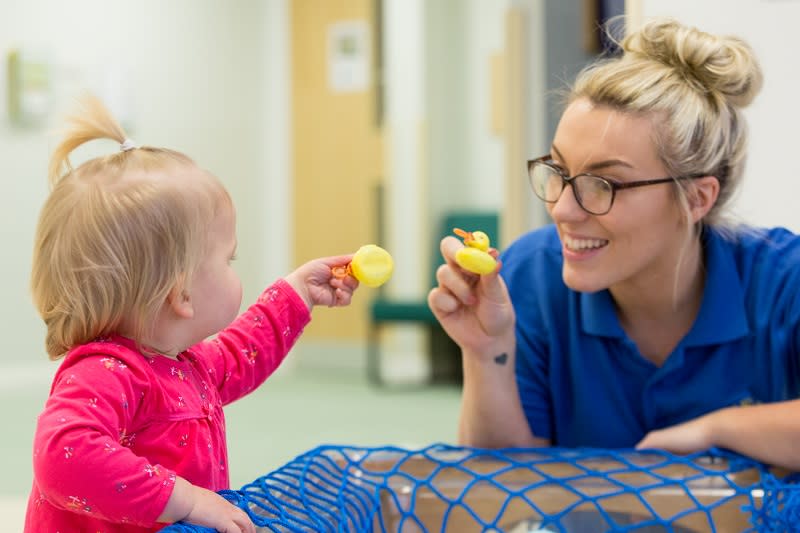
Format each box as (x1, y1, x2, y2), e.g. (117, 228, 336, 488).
(527, 154, 706, 215)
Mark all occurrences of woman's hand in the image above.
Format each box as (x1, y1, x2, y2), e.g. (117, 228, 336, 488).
(428, 236, 516, 358)
(285, 255, 359, 310)
(636, 412, 717, 455)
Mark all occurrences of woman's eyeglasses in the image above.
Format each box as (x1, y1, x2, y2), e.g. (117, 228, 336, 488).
(527, 155, 704, 216)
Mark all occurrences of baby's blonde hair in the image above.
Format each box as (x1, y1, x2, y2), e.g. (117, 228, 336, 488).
(571, 17, 763, 228)
(31, 94, 231, 359)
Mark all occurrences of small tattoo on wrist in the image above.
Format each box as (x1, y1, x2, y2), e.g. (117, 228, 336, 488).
(494, 353, 508, 365)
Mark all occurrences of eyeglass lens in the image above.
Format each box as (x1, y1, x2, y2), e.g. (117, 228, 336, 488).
(530, 162, 613, 215)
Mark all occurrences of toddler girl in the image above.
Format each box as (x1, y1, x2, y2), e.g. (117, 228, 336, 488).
(24, 95, 359, 532)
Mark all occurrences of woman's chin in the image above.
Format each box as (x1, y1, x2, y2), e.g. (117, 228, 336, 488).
(562, 268, 608, 294)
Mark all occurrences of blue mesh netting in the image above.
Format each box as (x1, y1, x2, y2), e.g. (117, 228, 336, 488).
(159, 443, 800, 532)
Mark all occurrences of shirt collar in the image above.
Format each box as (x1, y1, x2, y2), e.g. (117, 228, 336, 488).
(580, 227, 750, 345)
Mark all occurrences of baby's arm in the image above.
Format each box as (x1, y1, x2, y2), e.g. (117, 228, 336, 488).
(201, 256, 357, 404)
(33, 355, 177, 526)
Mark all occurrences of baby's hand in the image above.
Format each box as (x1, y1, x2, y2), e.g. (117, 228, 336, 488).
(159, 477, 255, 533)
(285, 255, 359, 309)
(183, 485, 255, 533)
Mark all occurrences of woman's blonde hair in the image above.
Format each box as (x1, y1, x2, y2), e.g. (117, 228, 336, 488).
(31, 94, 231, 359)
(570, 17, 763, 229)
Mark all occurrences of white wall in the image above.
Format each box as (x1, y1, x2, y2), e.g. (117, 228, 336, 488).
(637, 0, 800, 231)
(463, 0, 508, 211)
(385, 0, 511, 296)
(383, 0, 427, 298)
(0, 0, 527, 379)
(0, 0, 286, 368)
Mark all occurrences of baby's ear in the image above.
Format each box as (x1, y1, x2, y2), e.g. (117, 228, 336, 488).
(167, 277, 194, 319)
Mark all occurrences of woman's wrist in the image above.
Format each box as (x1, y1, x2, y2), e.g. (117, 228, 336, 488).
(462, 329, 517, 367)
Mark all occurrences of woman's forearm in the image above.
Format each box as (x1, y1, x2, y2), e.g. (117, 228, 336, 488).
(710, 399, 800, 471)
(458, 347, 548, 448)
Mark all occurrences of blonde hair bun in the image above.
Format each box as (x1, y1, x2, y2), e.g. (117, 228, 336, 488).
(624, 18, 763, 108)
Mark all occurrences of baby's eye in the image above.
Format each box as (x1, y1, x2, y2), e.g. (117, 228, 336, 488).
(228, 254, 237, 264)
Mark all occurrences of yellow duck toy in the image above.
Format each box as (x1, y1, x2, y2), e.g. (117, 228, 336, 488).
(332, 244, 394, 288)
(453, 228, 498, 275)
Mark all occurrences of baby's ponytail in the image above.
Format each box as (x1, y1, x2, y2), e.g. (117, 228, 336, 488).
(48, 94, 128, 188)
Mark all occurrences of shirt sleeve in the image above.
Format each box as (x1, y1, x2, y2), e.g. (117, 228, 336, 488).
(514, 327, 554, 441)
(194, 278, 311, 405)
(500, 229, 560, 442)
(33, 354, 176, 527)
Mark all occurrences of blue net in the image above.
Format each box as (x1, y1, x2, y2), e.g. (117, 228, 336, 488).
(159, 443, 800, 532)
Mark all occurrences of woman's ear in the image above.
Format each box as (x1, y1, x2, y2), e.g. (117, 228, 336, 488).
(687, 176, 720, 223)
(167, 279, 194, 319)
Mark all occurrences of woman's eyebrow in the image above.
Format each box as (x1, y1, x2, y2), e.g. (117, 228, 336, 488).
(552, 145, 634, 173)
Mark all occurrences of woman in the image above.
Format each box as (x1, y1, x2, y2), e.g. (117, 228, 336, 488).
(428, 18, 800, 470)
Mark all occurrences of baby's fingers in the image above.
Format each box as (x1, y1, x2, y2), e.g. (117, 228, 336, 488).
(230, 507, 256, 533)
(332, 287, 354, 307)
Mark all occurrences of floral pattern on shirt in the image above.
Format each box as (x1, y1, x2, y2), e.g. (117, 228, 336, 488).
(25, 279, 310, 533)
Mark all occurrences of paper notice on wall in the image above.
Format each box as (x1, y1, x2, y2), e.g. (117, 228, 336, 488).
(328, 20, 370, 93)
(7, 48, 52, 127)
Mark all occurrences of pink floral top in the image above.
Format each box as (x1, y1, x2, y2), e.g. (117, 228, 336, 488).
(24, 279, 310, 532)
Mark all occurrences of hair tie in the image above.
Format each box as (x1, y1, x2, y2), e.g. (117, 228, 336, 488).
(120, 139, 138, 152)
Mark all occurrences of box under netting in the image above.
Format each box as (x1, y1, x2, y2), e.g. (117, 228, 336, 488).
(160, 444, 800, 532)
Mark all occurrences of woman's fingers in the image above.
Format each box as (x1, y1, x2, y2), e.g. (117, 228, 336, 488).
(435, 263, 478, 305)
(428, 286, 462, 315)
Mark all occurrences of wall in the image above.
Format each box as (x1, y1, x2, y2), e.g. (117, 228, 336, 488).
(0, 0, 582, 380)
(0, 0, 283, 371)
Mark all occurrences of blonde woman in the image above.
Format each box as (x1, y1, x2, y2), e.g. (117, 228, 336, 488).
(26, 95, 359, 532)
(429, 18, 800, 470)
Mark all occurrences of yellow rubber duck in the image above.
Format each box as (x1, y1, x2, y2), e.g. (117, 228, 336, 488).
(453, 228, 498, 275)
(332, 244, 394, 288)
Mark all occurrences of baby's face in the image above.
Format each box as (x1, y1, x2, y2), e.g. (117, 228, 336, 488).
(185, 202, 242, 343)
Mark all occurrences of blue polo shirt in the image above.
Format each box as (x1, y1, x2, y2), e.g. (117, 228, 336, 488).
(500, 224, 800, 447)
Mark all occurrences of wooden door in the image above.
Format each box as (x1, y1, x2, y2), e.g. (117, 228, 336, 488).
(291, 0, 384, 340)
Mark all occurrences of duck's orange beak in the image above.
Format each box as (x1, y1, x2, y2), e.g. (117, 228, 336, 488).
(453, 227, 473, 243)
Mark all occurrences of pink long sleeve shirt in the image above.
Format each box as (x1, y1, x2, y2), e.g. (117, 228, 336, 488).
(25, 279, 311, 532)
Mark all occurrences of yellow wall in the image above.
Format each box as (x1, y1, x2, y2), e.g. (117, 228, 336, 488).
(291, 0, 384, 340)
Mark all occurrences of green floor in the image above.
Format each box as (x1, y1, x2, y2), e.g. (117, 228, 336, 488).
(0, 359, 462, 529)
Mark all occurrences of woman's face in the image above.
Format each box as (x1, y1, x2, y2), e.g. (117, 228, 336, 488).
(547, 98, 687, 294)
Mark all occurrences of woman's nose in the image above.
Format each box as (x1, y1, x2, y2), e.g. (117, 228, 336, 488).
(549, 184, 589, 222)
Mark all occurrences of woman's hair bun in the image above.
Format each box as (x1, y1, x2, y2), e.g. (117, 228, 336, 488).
(623, 18, 763, 108)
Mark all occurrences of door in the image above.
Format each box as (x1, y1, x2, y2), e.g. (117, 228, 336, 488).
(291, 0, 384, 340)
